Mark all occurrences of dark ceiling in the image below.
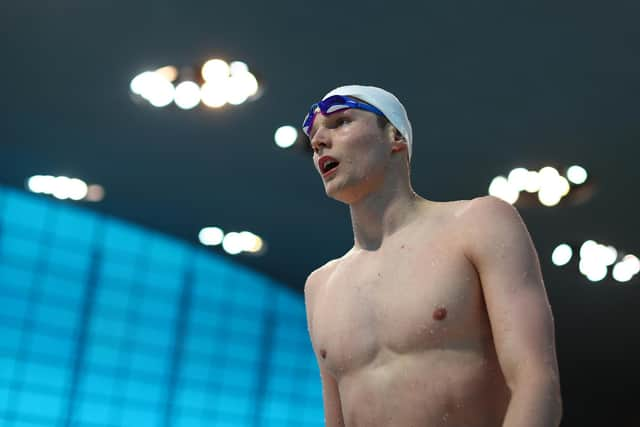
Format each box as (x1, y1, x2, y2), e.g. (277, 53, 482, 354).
(1, 1, 639, 425)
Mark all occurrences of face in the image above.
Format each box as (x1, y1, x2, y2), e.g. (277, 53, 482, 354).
(309, 107, 393, 203)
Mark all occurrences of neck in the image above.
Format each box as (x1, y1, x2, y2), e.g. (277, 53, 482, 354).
(348, 171, 427, 251)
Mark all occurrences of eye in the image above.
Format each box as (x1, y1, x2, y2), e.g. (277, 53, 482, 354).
(335, 117, 349, 127)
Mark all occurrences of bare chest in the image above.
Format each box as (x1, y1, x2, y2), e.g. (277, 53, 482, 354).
(310, 238, 490, 377)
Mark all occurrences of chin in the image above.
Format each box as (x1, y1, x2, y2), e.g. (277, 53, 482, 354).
(324, 184, 362, 205)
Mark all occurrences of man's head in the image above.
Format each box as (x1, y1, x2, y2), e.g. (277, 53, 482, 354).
(303, 85, 413, 160)
(302, 85, 414, 203)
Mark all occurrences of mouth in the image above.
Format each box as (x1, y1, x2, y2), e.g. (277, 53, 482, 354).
(322, 164, 339, 178)
(319, 156, 340, 176)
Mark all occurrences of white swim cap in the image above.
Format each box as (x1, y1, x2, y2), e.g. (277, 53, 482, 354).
(322, 85, 413, 160)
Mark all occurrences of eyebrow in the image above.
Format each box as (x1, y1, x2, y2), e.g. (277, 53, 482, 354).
(310, 109, 352, 138)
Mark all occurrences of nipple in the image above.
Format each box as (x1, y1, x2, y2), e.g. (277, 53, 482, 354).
(433, 307, 447, 321)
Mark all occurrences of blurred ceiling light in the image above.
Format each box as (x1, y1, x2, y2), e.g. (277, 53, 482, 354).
(507, 168, 529, 192)
(612, 255, 640, 282)
(537, 187, 562, 207)
(488, 176, 519, 204)
(556, 239, 636, 283)
(27, 175, 55, 194)
(490, 164, 590, 208)
(230, 61, 249, 75)
(198, 227, 224, 246)
(67, 178, 89, 201)
(222, 232, 244, 255)
(582, 261, 608, 282)
(226, 74, 249, 105)
(237, 71, 258, 97)
(52, 176, 73, 200)
(579, 240, 598, 260)
(524, 170, 541, 193)
(27, 175, 102, 202)
(174, 81, 201, 110)
(558, 176, 570, 196)
(147, 77, 175, 107)
(85, 184, 105, 202)
(538, 166, 560, 192)
(131, 59, 260, 110)
(130, 71, 157, 96)
(202, 59, 230, 82)
(567, 165, 588, 185)
(551, 244, 573, 266)
(201, 81, 228, 108)
(198, 226, 266, 255)
(602, 245, 618, 266)
(239, 231, 264, 253)
(155, 65, 178, 82)
(274, 125, 298, 148)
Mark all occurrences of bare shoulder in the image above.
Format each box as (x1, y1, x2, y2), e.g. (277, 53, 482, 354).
(454, 195, 535, 263)
(453, 195, 524, 231)
(304, 257, 343, 329)
(304, 257, 342, 297)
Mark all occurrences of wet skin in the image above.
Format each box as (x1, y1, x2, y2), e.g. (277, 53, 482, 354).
(304, 107, 561, 427)
(306, 200, 512, 427)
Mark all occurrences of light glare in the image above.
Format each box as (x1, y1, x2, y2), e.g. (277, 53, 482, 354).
(537, 187, 562, 207)
(551, 244, 573, 266)
(174, 81, 201, 110)
(199, 227, 224, 246)
(85, 185, 105, 202)
(567, 165, 588, 185)
(488, 176, 519, 204)
(230, 61, 249, 75)
(67, 178, 89, 201)
(226, 74, 249, 105)
(202, 59, 230, 82)
(155, 65, 178, 82)
(274, 126, 298, 148)
(507, 168, 529, 191)
(524, 170, 541, 193)
(201, 81, 228, 108)
(222, 232, 244, 255)
(147, 78, 175, 107)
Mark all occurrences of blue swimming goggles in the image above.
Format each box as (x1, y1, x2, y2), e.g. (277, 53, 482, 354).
(302, 95, 385, 137)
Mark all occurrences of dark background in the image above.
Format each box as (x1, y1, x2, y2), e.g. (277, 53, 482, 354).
(1, 1, 639, 425)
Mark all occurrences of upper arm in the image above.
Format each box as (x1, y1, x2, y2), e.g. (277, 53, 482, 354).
(304, 267, 345, 427)
(463, 196, 560, 390)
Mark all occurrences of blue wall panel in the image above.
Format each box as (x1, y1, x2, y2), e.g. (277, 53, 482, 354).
(0, 186, 322, 427)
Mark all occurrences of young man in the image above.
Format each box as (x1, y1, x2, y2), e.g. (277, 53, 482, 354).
(302, 85, 562, 427)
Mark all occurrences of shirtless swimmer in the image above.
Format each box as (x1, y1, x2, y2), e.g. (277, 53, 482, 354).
(303, 85, 562, 427)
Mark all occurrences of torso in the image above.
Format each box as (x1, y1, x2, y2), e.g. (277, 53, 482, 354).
(308, 200, 511, 427)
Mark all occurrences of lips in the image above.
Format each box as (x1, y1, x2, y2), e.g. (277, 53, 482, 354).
(318, 155, 340, 175)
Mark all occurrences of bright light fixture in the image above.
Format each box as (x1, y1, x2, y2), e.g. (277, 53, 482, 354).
(222, 232, 244, 255)
(202, 59, 230, 82)
(174, 81, 201, 110)
(199, 227, 224, 246)
(551, 244, 573, 266)
(274, 126, 298, 148)
(567, 165, 588, 185)
(201, 81, 228, 108)
(488, 176, 519, 204)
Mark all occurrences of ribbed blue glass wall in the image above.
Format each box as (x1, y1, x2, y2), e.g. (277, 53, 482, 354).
(0, 185, 323, 427)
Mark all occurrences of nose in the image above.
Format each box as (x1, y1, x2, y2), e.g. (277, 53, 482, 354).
(310, 126, 331, 153)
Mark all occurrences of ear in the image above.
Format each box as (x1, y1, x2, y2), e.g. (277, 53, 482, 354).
(389, 127, 406, 153)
